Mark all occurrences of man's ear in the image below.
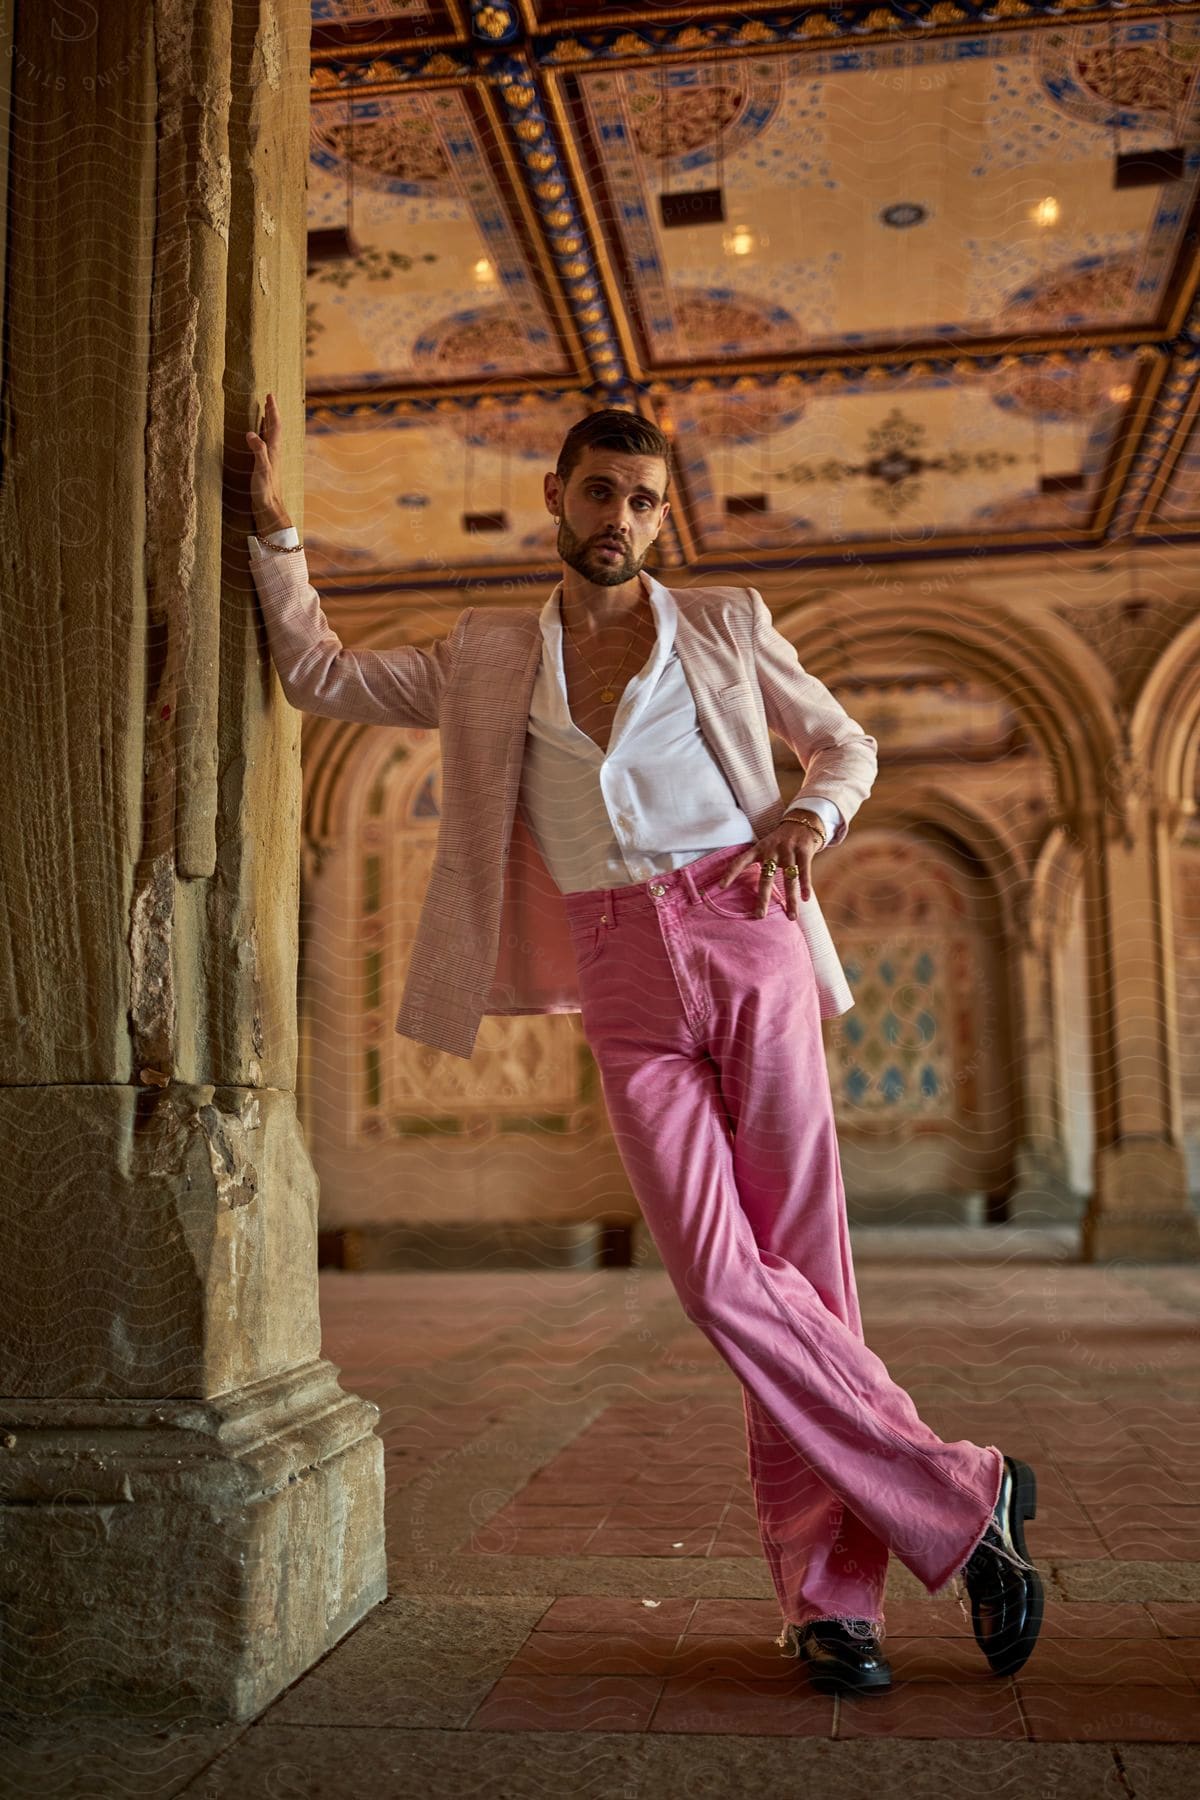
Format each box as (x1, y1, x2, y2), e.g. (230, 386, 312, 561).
(543, 470, 562, 516)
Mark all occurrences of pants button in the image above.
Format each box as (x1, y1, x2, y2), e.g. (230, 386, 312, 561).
(649, 882, 665, 897)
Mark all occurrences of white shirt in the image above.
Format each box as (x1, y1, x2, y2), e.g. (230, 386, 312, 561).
(248, 531, 842, 893)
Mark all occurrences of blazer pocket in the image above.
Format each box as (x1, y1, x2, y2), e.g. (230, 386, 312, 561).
(717, 679, 752, 707)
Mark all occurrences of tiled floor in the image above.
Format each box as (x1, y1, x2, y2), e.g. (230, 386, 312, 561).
(2, 1226, 1199, 1797)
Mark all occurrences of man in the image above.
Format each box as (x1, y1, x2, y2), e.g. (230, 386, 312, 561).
(244, 395, 1043, 1695)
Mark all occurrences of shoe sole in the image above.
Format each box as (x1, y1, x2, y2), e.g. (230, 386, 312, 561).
(976, 1455, 1044, 1676)
(805, 1664, 893, 1694)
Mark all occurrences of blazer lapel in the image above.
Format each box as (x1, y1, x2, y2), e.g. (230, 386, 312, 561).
(453, 607, 544, 831)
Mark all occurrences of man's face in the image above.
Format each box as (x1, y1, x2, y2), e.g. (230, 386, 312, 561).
(545, 446, 670, 587)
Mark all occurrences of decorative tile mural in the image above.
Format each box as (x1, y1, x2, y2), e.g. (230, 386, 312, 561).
(820, 838, 989, 1121)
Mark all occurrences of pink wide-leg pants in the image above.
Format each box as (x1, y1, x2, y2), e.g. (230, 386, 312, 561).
(562, 840, 1003, 1637)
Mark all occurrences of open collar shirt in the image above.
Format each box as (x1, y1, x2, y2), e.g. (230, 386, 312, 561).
(249, 532, 842, 895)
(517, 569, 840, 894)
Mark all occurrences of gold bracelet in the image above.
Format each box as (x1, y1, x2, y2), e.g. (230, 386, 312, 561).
(258, 535, 303, 554)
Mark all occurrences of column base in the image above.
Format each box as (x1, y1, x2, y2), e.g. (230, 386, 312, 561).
(1082, 1141, 1200, 1263)
(0, 1358, 386, 1720)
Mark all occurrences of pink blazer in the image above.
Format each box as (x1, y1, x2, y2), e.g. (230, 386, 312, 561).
(250, 552, 878, 1061)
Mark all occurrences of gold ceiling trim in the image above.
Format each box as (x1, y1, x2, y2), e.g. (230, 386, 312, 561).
(302, 341, 1151, 412)
(686, 529, 1100, 567)
(304, 382, 583, 419)
(538, 73, 646, 386)
(642, 336, 1164, 384)
(474, 83, 594, 386)
(1090, 351, 1170, 539)
(534, 3, 1200, 74)
(530, 0, 1193, 26)
(1134, 374, 1200, 533)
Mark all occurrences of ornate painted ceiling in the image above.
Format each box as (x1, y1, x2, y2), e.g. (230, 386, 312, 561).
(302, 1, 1200, 586)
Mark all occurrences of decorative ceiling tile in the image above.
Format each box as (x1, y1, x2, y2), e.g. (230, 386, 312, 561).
(306, 88, 572, 389)
(669, 364, 1118, 551)
(570, 26, 1200, 366)
(301, 398, 597, 575)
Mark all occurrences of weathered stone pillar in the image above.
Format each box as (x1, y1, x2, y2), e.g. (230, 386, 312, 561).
(0, 0, 386, 1719)
(1080, 796, 1200, 1262)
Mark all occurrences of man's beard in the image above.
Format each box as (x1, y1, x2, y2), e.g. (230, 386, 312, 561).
(557, 516, 645, 586)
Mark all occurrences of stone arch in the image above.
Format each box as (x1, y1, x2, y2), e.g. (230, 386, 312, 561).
(773, 595, 1119, 825)
(1132, 610, 1200, 839)
(295, 711, 441, 864)
(849, 777, 1038, 949)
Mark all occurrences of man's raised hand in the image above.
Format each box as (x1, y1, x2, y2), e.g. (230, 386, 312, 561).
(245, 392, 293, 536)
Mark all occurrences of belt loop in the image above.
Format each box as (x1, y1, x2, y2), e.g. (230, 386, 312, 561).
(679, 857, 703, 906)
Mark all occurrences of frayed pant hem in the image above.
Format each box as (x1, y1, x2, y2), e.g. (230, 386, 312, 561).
(924, 1443, 1006, 1599)
(777, 1611, 887, 1654)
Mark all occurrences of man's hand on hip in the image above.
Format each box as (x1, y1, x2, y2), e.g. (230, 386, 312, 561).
(716, 815, 826, 919)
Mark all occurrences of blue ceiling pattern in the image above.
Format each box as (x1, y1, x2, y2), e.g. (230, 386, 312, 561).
(303, 0, 1200, 582)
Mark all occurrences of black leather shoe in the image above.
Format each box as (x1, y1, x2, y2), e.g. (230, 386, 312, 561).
(782, 1617, 892, 1694)
(962, 1452, 1044, 1676)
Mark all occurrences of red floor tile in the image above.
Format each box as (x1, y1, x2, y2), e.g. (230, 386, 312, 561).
(686, 1599, 782, 1635)
(1148, 1639, 1200, 1688)
(1017, 1680, 1200, 1742)
(496, 1503, 610, 1527)
(1036, 1602, 1159, 1638)
(664, 1638, 801, 1682)
(878, 1637, 997, 1681)
(1146, 1604, 1200, 1638)
(601, 1505, 725, 1528)
(534, 1596, 695, 1636)
(1087, 1506, 1200, 1559)
(835, 1677, 1026, 1739)
(466, 1525, 597, 1554)
(505, 1633, 681, 1677)
(468, 1674, 663, 1733)
(1010, 1635, 1194, 1686)
(1066, 1466, 1194, 1506)
(649, 1675, 834, 1736)
(581, 1526, 715, 1555)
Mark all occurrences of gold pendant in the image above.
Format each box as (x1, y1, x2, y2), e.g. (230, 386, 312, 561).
(600, 686, 616, 703)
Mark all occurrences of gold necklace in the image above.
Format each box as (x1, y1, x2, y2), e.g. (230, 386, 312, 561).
(565, 612, 648, 705)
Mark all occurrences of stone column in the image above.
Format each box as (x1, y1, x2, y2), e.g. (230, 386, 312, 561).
(0, 0, 386, 1719)
(1008, 928, 1074, 1226)
(1080, 796, 1200, 1262)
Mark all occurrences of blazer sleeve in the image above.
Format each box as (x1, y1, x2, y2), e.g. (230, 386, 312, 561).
(249, 546, 468, 728)
(748, 587, 877, 847)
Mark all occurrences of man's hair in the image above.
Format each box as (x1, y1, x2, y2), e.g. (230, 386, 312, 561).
(555, 408, 673, 493)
